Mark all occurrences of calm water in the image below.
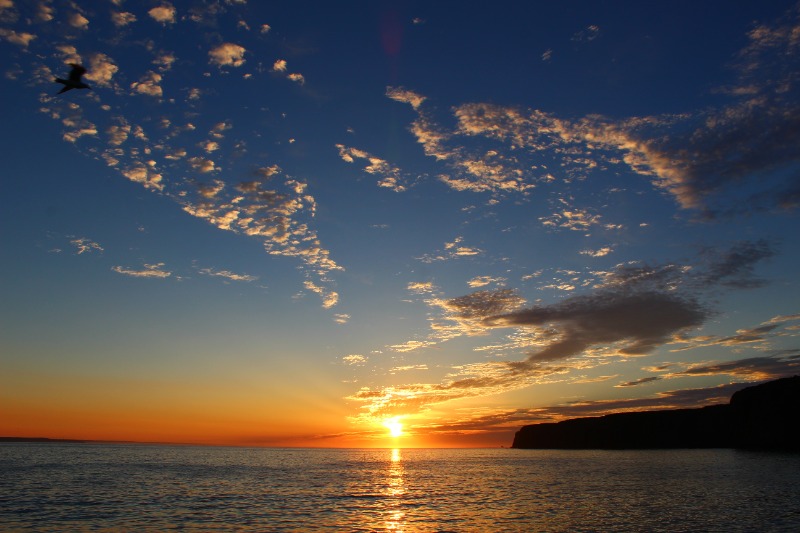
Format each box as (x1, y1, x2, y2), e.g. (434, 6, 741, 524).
(1, 444, 799, 532)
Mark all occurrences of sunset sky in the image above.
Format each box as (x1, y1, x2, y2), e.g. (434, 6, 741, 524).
(1, 0, 799, 448)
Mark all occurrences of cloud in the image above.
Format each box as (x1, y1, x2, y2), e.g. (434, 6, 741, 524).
(672, 314, 800, 353)
(198, 267, 257, 282)
(698, 239, 775, 288)
(84, 53, 119, 87)
(154, 53, 176, 72)
(130, 71, 163, 97)
(407, 281, 436, 294)
(111, 11, 136, 27)
(381, 6, 800, 214)
(179, 170, 342, 306)
(615, 376, 661, 388)
(35, 2, 54, 23)
(488, 290, 708, 364)
(69, 12, 89, 30)
(572, 25, 600, 43)
(667, 355, 800, 382)
(121, 164, 163, 190)
(390, 364, 429, 373)
(467, 276, 506, 288)
(112, 263, 171, 278)
(70, 237, 103, 255)
(303, 280, 339, 309)
(272, 59, 287, 72)
(351, 241, 779, 419)
(386, 86, 426, 110)
(343, 354, 367, 365)
(419, 237, 483, 262)
(0, 28, 35, 47)
(580, 247, 613, 258)
(188, 157, 217, 173)
(287, 73, 304, 85)
(148, 4, 176, 25)
(336, 144, 410, 191)
(209, 43, 246, 68)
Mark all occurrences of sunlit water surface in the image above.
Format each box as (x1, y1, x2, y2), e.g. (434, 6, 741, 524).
(2, 444, 799, 531)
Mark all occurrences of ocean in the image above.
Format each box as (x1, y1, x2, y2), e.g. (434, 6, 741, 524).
(1, 444, 799, 532)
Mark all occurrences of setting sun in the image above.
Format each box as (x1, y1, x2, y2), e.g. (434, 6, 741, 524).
(383, 418, 403, 438)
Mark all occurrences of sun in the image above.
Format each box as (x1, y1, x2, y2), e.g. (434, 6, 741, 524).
(383, 417, 403, 438)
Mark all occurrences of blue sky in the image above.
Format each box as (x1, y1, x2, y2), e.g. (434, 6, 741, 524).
(1, 0, 799, 447)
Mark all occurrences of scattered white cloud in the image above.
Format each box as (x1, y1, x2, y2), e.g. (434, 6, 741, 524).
(130, 71, 163, 97)
(419, 237, 483, 263)
(84, 53, 119, 87)
(0, 28, 36, 47)
(148, 4, 176, 25)
(188, 157, 217, 173)
(386, 86, 426, 109)
(70, 238, 103, 255)
(112, 263, 171, 278)
(580, 247, 614, 258)
(69, 12, 89, 30)
(209, 43, 246, 68)
(468, 276, 506, 288)
(111, 11, 136, 27)
(198, 267, 257, 282)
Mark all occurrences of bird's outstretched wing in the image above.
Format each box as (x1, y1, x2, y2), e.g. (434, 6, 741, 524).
(67, 64, 87, 82)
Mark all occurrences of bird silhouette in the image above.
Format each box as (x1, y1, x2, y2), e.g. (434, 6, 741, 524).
(55, 64, 91, 94)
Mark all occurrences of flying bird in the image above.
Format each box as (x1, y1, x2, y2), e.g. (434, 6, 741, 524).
(55, 64, 91, 94)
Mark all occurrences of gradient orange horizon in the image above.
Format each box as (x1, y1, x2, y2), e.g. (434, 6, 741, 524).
(0, 368, 516, 449)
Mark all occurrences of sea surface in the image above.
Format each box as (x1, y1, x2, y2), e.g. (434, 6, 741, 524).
(1, 444, 799, 532)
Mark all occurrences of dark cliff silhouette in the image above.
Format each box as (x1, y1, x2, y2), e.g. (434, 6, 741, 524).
(512, 376, 799, 451)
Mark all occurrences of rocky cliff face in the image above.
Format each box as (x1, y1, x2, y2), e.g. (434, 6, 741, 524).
(512, 376, 799, 450)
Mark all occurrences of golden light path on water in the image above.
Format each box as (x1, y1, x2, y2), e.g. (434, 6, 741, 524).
(385, 449, 405, 531)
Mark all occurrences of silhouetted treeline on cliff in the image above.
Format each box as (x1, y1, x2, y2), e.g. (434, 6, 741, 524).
(512, 376, 799, 451)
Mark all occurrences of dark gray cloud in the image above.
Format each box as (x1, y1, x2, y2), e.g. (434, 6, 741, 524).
(616, 376, 662, 388)
(669, 354, 800, 381)
(698, 239, 776, 288)
(445, 289, 525, 319)
(489, 290, 709, 365)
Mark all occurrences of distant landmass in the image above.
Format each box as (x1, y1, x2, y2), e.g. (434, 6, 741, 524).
(0, 437, 88, 444)
(0, 437, 193, 446)
(512, 376, 800, 451)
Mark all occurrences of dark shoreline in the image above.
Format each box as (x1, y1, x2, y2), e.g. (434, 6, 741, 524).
(512, 376, 799, 451)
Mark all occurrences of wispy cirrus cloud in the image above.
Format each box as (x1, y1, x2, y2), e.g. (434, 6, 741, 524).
(197, 267, 257, 282)
(418, 236, 483, 263)
(335, 144, 410, 191)
(112, 262, 171, 278)
(70, 237, 103, 255)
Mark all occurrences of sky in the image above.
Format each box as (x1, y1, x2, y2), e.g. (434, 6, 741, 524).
(1, 0, 799, 448)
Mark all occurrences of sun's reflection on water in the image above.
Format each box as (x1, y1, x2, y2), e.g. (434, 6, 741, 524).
(383, 448, 406, 531)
